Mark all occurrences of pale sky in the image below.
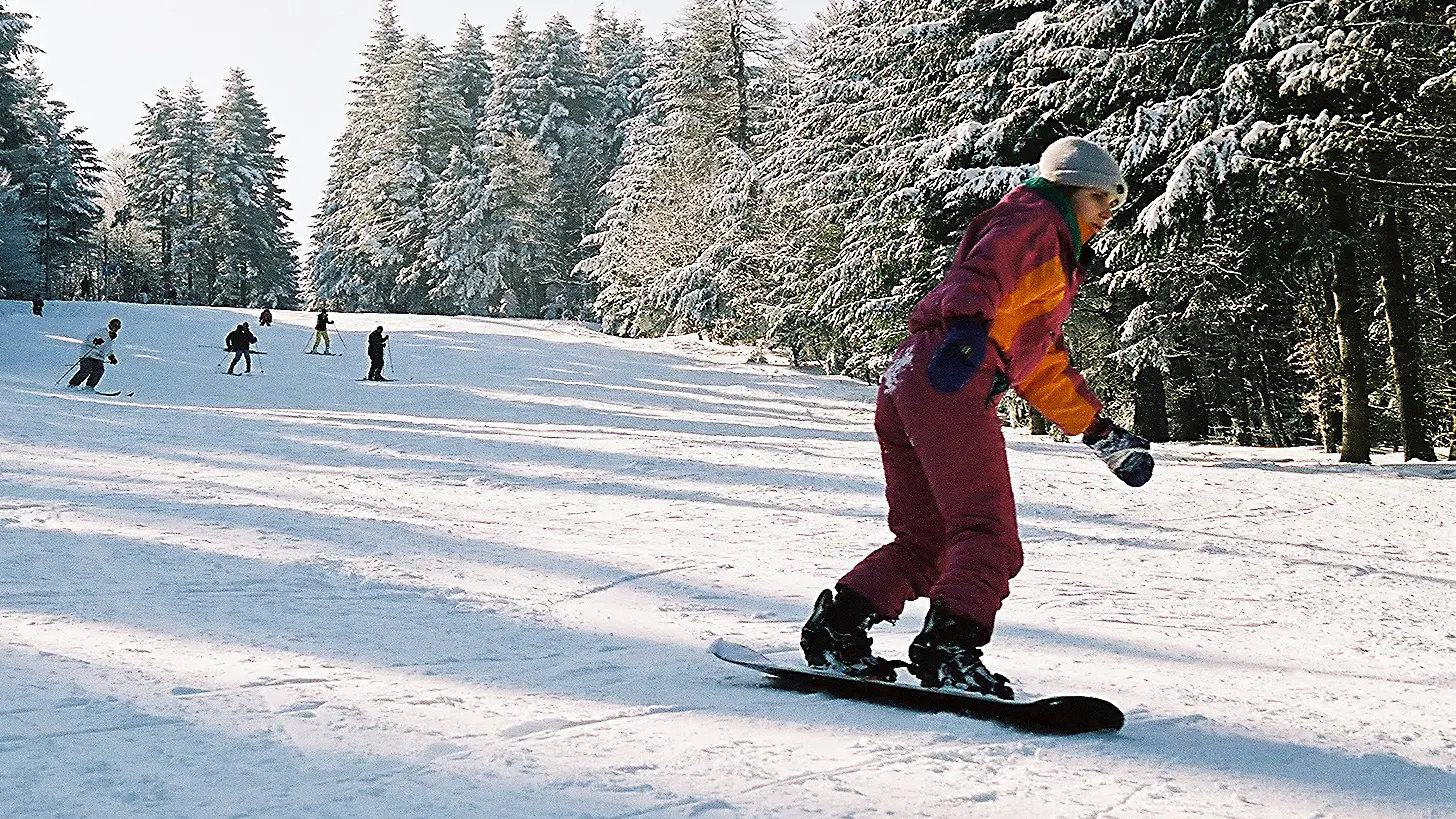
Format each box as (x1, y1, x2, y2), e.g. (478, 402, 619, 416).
(27, 0, 824, 253)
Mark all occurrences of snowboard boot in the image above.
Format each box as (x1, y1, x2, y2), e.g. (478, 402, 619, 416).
(908, 602, 1013, 700)
(800, 587, 898, 682)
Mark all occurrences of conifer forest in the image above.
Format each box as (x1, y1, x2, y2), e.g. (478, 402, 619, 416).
(2, 0, 1454, 462)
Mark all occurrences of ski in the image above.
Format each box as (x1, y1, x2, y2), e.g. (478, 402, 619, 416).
(304, 351, 343, 356)
(199, 346, 267, 354)
(90, 390, 133, 397)
(709, 639, 1123, 735)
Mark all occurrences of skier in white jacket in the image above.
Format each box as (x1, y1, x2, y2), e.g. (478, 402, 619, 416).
(68, 317, 121, 390)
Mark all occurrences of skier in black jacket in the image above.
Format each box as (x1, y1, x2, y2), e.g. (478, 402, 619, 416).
(225, 322, 258, 374)
(366, 326, 388, 381)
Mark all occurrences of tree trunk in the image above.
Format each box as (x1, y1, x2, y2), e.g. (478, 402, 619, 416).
(727, 4, 752, 149)
(1318, 272, 1342, 453)
(1435, 240, 1456, 461)
(1377, 209, 1435, 461)
(1133, 364, 1170, 442)
(1322, 406, 1343, 453)
(1324, 176, 1371, 463)
(1229, 340, 1255, 446)
(1166, 352, 1207, 441)
(1255, 342, 1290, 447)
(1029, 410, 1049, 436)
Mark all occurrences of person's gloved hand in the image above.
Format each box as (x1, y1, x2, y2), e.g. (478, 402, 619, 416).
(1083, 417, 1153, 486)
(107, 354, 118, 365)
(926, 318, 989, 394)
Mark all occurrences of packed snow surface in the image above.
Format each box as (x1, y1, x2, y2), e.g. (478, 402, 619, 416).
(1, 300, 1453, 818)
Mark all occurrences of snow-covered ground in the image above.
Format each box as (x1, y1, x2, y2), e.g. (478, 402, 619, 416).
(0, 299, 1452, 819)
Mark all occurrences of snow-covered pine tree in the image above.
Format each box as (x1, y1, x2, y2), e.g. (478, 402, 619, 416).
(446, 18, 494, 137)
(0, 165, 38, 295)
(1247, 0, 1454, 462)
(586, 11, 649, 179)
(1121, 0, 1456, 457)
(584, 0, 785, 337)
(208, 68, 299, 309)
(0, 4, 34, 154)
(308, 0, 404, 309)
(486, 132, 560, 317)
(477, 12, 609, 319)
(165, 82, 215, 303)
(93, 148, 159, 302)
(578, 71, 673, 335)
(351, 34, 467, 312)
(584, 10, 651, 236)
(9, 59, 101, 299)
(423, 143, 497, 314)
(128, 88, 179, 297)
(0, 5, 38, 295)
(487, 11, 539, 142)
(530, 13, 604, 318)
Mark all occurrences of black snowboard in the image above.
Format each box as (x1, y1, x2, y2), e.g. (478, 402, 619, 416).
(710, 639, 1123, 735)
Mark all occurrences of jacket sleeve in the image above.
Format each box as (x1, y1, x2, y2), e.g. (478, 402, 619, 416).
(1015, 332, 1102, 435)
(934, 216, 1064, 325)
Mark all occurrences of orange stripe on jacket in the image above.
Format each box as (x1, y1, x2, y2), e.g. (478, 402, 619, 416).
(986, 255, 1066, 353)
(1017, 334, 1100, 435)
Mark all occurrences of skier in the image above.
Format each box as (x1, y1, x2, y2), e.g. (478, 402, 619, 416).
(259, 307, 273, 327)
(31, 297, 42, 316)
(225, 322, 258, 375)
(68, 317, 122, 390)
(309, 305, 334, 353)
(366, 326, 388, 381)
(799, 137, 1155, 699)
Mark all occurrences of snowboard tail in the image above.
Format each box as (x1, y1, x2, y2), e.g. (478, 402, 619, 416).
(710, 639, 1122, 735)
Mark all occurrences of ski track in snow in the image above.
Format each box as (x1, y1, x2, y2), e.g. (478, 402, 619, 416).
(0, 300, 1453, 818)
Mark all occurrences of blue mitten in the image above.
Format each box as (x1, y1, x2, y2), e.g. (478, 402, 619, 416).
(1083, 417, 1154, 486)
(926, 319, 988, 394)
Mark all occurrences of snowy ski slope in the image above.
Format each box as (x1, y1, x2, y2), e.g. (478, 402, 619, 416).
(0, 299, 1453, 818)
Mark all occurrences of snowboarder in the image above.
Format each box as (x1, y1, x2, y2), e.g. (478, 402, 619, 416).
(68, 317, 122, 390)
(366, 326, 388, 381)
(309, 306, 334, 353)
(799, 137, 1155, 699)
(225, 322, 258, 374)
(31, 297, 42, 316)
(259, 307, 273, 327)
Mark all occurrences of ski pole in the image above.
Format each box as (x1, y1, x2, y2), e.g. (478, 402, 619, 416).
(55, 360, 80, 385)
(334, 330, 346, 350)
(386, 342, 394, 376)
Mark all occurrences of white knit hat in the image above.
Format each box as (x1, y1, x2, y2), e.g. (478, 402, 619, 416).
(1038, 137, 1127, 207)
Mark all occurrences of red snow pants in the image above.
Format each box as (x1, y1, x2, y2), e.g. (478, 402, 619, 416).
(838, 330, 1023, 641)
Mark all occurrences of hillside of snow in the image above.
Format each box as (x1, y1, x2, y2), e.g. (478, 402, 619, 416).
(1, 299, 1453, 819)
